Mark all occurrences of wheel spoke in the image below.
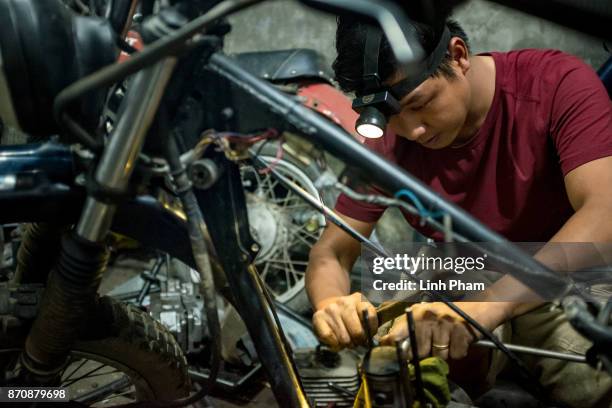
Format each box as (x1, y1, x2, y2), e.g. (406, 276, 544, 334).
(278, 203, 311, 211)
(262, 175, 277, 200)
(284, 261, 292, 289)
(92, 385, 135, 406)
(290, 221, 321, 237)
(73, 369, 121, 381)
(261, 261, 272, 282)
(78, 376, 132, 406)
(269, 193, 295, 205)
(62, 359, 89, 382)
(283, 246, 300, 286)
(289, 230, 318, 247)
(62, 362, 107, 388)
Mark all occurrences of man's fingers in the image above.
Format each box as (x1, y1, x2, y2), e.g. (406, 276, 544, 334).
(326, 304, 352, 348)
(313, 312, 339, 348)
(380, 316, 432, 359)
(431, 320, 452, 360)
(341, 307, 366, 345)
(449, 324, 473, 360)
(416, 319, 434, 359)
(379, 315, 404, 345)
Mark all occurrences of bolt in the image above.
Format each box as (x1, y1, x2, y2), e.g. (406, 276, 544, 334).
(221, 107, 234, 120)
(305, 217, 319, 233)
(251, 243, 260, 252)
(75, 173, 86, 186)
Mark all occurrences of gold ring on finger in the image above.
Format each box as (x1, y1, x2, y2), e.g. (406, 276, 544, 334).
(432, 343, 449, 350)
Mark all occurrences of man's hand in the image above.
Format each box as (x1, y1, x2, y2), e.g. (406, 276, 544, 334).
(313, 292, 378, 350)
(379, 302, 509, 360)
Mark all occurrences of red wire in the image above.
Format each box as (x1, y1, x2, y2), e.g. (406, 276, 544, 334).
(257, 135, 284, 175)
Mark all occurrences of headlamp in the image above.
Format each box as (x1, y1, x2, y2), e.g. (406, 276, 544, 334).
(353, 91, 400, 139)
(353, 24, 452, 139)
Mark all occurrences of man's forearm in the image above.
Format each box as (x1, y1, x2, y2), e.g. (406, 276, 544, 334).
(306, 247, 352, 311)
(477, 202, 612, 319)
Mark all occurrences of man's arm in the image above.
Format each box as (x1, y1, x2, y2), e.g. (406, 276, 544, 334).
(381, 155, 612, 359)
(306, 214, 377, 349)
(511, 154, 612, 314)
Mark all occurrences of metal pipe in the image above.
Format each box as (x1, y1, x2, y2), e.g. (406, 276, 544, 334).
(76, 199, 116, 242)
(473, 340, 587, 363)
(77, 58, 177, 242)
(188, 364, 262, 389)
(96, 59, 176, 191)
(405, 308, 426, 407)
(246, 264, 311, 406)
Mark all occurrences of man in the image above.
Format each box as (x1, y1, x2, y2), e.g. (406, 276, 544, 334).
(305, 11, 612, 408)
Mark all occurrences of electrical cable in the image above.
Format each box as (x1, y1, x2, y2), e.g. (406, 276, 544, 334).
(332, 182, 469, 243)
(395, 189, 445, 219)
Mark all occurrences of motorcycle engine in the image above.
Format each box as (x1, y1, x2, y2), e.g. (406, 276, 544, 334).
(149, 276, 206, 355)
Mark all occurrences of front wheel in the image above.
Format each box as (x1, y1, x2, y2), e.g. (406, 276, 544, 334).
(0, 296, 190, 404)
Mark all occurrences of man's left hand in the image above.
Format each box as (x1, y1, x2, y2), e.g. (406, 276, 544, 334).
(379, 302, 509, 360)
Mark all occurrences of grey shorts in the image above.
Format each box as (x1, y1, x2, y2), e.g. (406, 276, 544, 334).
(489, 303, 612, 408)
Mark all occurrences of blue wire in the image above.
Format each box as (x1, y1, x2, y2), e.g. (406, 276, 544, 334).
(394, 189, 445, 219)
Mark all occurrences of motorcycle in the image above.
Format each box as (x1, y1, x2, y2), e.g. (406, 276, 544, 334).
(0, 0, 610, 406)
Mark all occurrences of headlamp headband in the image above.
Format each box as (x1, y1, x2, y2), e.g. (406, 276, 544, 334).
(362, 25, 384, 91)
(357, 24, 452, 100)
(388, 26, 452, 99)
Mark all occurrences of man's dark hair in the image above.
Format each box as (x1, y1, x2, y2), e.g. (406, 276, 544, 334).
(333, 12, 470, 94)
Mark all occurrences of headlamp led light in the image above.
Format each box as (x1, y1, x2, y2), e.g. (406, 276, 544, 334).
(353, 91, 400, 139)
(353, 24, 452, 139)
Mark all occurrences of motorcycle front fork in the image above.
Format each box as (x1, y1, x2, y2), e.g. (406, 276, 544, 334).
(19, 55, 310, 406)
(20, 59, 177, 382)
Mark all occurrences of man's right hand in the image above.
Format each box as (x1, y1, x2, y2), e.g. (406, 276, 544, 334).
(312, 292, 378, 350)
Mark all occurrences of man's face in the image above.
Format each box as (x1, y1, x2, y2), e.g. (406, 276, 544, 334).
(387, 70, 471, 149)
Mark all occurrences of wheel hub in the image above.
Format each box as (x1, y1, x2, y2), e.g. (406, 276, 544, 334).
(246, 195, 290, 262)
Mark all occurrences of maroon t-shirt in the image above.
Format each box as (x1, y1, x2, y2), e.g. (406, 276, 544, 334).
(335, 49, 612, 241)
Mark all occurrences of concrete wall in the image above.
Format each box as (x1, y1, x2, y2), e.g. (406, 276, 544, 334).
(225, 0, 610, 70)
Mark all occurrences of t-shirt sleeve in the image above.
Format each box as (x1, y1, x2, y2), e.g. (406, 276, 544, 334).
(332, 135, 397, 223)
(549, 56, 612, 176)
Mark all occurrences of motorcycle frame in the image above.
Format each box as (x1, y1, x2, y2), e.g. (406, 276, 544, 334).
(1, 0, 611, 405)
